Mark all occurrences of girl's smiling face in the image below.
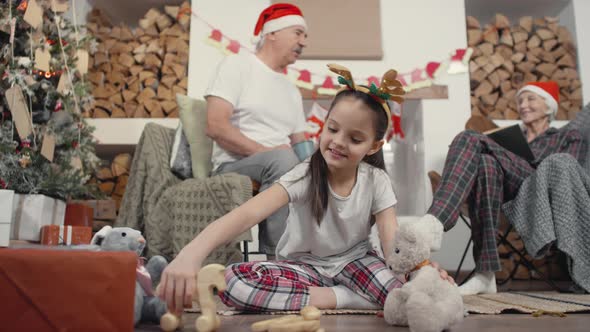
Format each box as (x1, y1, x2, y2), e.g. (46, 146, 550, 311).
(320, 97, 383, 171)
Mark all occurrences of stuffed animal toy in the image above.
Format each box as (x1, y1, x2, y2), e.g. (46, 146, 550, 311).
(91, 226, 168, 326)
(383, 219, 464, 332)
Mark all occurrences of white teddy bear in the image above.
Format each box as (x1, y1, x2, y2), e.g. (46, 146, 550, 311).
(383, 218, 464, 332)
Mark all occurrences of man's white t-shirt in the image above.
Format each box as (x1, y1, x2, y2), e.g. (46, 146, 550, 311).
(276, 161, 397, 277)
(204, 52, 307, 170)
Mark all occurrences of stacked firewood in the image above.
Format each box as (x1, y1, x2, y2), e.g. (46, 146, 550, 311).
(84, 2, 191, 118)
(468, 14, 582, 121)
(91, 153, 132, 212)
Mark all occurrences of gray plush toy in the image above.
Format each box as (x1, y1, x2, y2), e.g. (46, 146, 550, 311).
(91, 226, 168, 326)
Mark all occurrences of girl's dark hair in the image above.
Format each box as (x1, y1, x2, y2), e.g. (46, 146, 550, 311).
(307, 88, 389, 224)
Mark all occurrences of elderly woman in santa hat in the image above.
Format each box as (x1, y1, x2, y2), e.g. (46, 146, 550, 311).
(414, 81, 587, 295)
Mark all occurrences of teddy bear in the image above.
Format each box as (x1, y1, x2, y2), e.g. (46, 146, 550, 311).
(383, 218, 464, 332)
(91, 226, 168, 326)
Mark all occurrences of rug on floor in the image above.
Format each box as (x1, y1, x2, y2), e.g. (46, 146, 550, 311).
(463, 291, 590, 315)
(184, 301, 378, 316)
(185, 291, 590, 316)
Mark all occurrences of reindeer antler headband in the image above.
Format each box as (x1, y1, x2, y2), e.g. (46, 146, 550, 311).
(327, 64, 406, 131)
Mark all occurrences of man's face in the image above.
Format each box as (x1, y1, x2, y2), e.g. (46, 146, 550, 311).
(270, 25, 307, 64)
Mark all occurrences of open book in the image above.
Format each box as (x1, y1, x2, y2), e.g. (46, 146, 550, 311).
(484, 124, 535, 162)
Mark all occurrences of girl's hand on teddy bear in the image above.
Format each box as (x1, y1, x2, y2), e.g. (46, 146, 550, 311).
(158, 253, 201, 314)
(430, 261, 456, 285)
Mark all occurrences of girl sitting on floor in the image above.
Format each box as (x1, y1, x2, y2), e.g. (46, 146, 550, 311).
(158, 64, 452, 313)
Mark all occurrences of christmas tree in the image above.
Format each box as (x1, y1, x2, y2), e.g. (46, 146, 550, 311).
(0, 0, 101, 200)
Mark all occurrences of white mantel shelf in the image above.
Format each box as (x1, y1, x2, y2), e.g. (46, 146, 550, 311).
(86, 118, 179, 157)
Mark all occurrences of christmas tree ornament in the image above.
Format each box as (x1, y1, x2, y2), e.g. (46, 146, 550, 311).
(54, 100, 63, 112)
(19, 152, 32, 168)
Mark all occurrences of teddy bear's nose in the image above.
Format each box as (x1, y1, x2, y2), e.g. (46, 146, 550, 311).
(138, 236, 145, 244)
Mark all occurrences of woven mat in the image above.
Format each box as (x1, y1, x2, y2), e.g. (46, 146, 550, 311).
(185, 291, 590, 316)
(463, 291, 590, 315)
(184, 297, 378, 316)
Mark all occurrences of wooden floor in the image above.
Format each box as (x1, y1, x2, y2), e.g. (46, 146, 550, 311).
(137, 312, 590, 331)
(137, 281, 589, 331)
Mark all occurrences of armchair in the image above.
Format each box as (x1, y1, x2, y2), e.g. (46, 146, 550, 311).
(115, 123, 253, 266)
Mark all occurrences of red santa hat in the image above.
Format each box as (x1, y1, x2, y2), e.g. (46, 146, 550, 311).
(517, 81, 559, 117)
(253, 3, 307, 37)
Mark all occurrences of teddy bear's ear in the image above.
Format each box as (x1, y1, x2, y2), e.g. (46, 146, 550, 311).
(400, 224, 417, 243)
(91, 225, 112, 245)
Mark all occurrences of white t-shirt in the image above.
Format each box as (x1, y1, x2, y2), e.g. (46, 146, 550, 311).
(204, 52, 307, 170)
(276, 161, 397, 277)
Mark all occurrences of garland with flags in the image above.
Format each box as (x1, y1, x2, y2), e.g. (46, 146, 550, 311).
(189, 9, 473, 140)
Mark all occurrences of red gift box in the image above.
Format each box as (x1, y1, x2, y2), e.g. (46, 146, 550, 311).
(0, 249, 136, 331)
(64, 202, 94, 227)
(40, 225, 92, 245)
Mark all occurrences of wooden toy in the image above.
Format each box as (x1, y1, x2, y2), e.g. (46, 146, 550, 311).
(160, 264, 227, 332)
(250, 306, 322, 332)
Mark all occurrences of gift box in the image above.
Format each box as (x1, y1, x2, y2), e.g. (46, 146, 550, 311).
(0, 249, 136, 331)
(69, 199, 117, 220)
(40, 225, 92, 245)
(64, 202, 94, 227)
(0, 189, 15, 247)
(10, 194, 66, 241)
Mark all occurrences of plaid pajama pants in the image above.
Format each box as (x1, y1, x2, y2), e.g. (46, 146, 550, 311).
(428, 129, 586, 272)
(218, 251, 403, 311)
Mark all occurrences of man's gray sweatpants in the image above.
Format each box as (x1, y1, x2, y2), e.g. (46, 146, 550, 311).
(214, 149, 300, 255)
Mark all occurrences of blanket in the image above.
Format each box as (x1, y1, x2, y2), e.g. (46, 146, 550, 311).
(115, 123, 252, 264)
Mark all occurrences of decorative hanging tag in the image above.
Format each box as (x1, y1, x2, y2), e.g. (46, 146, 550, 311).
(75, 49, 89, 75)
(6, 85, 33, 139)
(34, 47, 51, 72)
(57, 72, 70, 94)
(51, 0, 69, 12)
(23, 0, 44, 29)
(41, 132, 56, 162)
(70, 155, 83, 171)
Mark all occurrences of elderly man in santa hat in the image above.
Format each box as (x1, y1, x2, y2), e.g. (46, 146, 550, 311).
(205, 3, 308, 259)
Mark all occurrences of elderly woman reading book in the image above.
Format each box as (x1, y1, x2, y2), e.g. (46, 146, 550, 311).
(413, 81, 588, 295)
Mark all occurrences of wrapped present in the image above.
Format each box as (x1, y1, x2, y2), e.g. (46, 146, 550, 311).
(40, 225, 92, 245)
(10, 194, 66, 242)
(64, 202, 94, 227)
(0, 249, 136, 331)
(0, 189, 15, 247)
(69, 199, 117, 220)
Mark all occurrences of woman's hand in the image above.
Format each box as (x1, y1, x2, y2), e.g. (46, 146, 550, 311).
(157, 252, 201, 314)
(430, 261, 455, 285)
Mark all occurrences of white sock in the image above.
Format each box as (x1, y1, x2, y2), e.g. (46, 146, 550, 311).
(332, 285, 381, 310)
(458, 272, 497, 295)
